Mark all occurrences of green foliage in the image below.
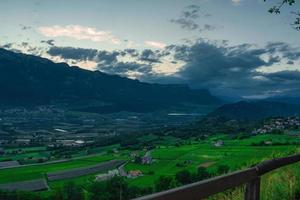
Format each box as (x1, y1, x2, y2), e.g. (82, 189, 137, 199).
(0, 190, 42, 200)
(197, 167, 210, 180)
(48, 182, 84, 200)
(154, 176, 176, 192)
(175, 170, 193, 185)
(88, 177, 152, 200)
(63, 182, 84, 200)
(217, 164, 230, 175)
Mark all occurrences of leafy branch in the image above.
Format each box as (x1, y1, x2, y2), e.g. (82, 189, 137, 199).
(264, 0, 299, 30)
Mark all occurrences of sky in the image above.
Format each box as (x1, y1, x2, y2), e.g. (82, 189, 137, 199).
(0, 0, 300, 99)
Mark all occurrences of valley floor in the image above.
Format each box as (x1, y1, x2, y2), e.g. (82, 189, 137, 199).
(0, 133, 300, 199)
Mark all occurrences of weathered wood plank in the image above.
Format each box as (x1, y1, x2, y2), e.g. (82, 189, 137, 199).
(244, 177, 260, 200)
(256, 154, 300, 175)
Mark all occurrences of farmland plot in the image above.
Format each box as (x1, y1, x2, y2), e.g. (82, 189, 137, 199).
(47, 160, 125, 181)
(0, 179, 48, 192)
(0, 161, 20, 169)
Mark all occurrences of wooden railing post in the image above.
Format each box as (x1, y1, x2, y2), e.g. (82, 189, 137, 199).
(244, 177, 260, 200)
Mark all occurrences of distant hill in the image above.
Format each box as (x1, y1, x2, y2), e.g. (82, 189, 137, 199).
(0, 48, 221, 113)
(265, 97, 300, 105)
(155, 100, 300, 138)
(209, 101, 300, 120)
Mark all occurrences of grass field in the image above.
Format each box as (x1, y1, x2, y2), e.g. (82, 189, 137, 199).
(0, 154, 119, 183)
(0, 146, 49, 162)
(125, 134, 299, 187)
(0, 133, 299, 199)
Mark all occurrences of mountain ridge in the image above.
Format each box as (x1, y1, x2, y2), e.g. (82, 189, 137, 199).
(0, 48, 221, 112)
(208, 100, 300, 120)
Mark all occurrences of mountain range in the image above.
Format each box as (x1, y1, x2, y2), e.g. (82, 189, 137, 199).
(0, 48, 220, 113)
(1, 48, 300, 119)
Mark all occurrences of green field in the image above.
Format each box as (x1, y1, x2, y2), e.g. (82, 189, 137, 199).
(0, 133, 299, 199)
(125, 134, 299, 187)
(0, 154, 118, 183)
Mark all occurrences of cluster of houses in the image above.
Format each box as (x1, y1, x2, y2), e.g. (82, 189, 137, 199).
(130, 151, 153, 165)
(213, 140, 224, 147)
(127, 170, 143, 178)
(95, 165, 144, 182)
(95, 169, 119, 181)
(50, 139, 87, 147)
(252, 117, 300, 134)
(141, 151, 152, 164)
(94, 151, 153, 182)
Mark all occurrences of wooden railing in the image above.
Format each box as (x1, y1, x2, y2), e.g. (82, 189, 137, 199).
(133, 154, 300, 200)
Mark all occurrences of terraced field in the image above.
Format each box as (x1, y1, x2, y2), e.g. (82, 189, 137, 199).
(47, 160, 125, 181)
(0, 154, 119, 184)
(125, 134, 300, 187)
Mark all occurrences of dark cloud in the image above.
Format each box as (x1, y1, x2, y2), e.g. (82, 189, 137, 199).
(173, 41, 266, 83)
(171, 5, 215, 32)
(21, 42, 29, 47)
(20, 24, 32, 30)
(45, 46, 153, 76)
(47, 47, 98, 61)
(123, 49, 139, 57)
(47, 46, 144, 65)
(96, 51, 120, 65)
(265, 70, 300, 82)
(139, 49, 162, 63)
(171, 18, 199, 30)
(182, 5, 200, 19)
(265, 42, 300, 61)
(98, 62, 152, 76)
(41, 39, 55, 46)
(170, 5, 200, 31)
(166, 40, 300, 98)
(2, 43, 13, 49)
(199, 24, 217, 32)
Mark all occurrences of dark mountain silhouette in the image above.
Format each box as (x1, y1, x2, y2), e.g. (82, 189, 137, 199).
(0, 48, 220, 113)
(209, 101, 300, 120)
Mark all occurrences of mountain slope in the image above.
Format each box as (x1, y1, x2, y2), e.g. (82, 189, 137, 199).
(0, 48, 220, 112)
(209, 101, 300, 120)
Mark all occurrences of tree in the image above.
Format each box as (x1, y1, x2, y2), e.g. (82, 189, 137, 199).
(0, 190, 41, 200)
(106, 176, 129, 200)
(197, 167, 210, 180)
(63, 182, 84, 200)
(217, 164, 230, 175)
(88, 182, 106, 200)
(175, 170, 193, 185)
(51, 187, 64, 200)
(88, 177, 129, 200)
(264, 0, 300, 30)
(155, 176, 176, 192)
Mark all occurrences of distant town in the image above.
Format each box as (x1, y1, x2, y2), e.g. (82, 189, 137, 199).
(252, 117, 300, 135)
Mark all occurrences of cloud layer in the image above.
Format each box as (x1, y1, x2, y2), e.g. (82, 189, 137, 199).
(168, 40, 300, 98)
(38, 25, 120, 44)
(7, 37, 300, 99)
